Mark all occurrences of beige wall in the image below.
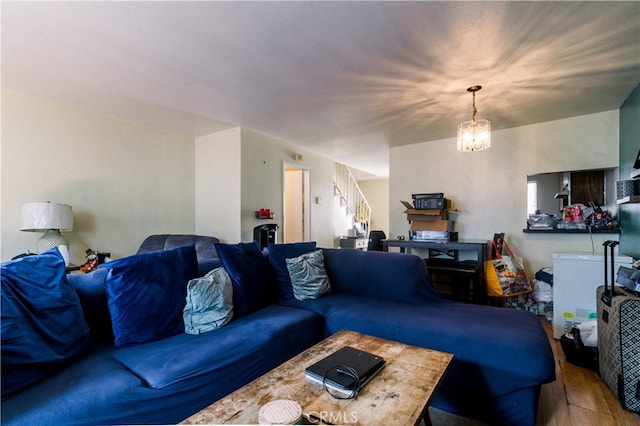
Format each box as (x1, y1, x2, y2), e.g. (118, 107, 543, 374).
(1, 90, 195, 262)
(390, 110, 621, 274)
(358, 179, 390, 238)
(1, 91, 344, 264)
(195, 128, 242, 242)
(3, 90, 622, 271)
(239, 129, 337, 247)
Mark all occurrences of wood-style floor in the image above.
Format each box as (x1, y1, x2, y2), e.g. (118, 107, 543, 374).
(536, 317, 639, 425)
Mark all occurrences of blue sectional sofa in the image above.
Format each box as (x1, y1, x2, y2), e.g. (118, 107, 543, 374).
(1, 235, 555, 426)
(283, 248, 555, 424)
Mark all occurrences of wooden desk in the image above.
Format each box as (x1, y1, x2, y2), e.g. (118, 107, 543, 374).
(382, 239, 489, 304)
(181, 330, 452, 425)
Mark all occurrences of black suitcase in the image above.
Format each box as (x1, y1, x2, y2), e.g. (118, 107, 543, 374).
(596, 240, 640, 413)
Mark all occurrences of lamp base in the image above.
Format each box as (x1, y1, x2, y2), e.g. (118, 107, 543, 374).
(36, 229, 69, 253)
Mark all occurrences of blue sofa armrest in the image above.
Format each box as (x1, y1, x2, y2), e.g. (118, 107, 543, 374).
(322, 248, 444, 304)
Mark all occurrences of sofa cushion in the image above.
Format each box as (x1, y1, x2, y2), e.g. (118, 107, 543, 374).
(112, 305, 323, 389)
(322, 248, 442, 304)
(1, 248, 93, 398)
(100, 245, 198, 348)
(286, 249, 331, 301)
(268, 242, 317, 300)
(197, 258, 223, 276)
(67, 268, 113, 344)
(183, 267, 234, 335)
(215, 242, 274, 318)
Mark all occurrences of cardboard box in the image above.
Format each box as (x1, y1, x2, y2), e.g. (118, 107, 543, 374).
(402, 201, 450, 223)
(406, 210, 449, 222)
(410, 218, 453, 232)
(401, 200, 454, 235)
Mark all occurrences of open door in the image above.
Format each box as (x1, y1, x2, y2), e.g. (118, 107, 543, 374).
(283, 162, 310, 243)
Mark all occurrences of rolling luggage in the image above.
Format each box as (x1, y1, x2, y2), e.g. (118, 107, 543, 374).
(596, 240, 640, 413)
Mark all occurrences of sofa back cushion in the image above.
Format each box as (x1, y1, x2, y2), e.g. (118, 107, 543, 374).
(1, 248, 93, 399)
(100, 244, 198, 348)
(215, 242, 275, 318)
(67, 268, 113, 344)
(322, 248, 441, 304)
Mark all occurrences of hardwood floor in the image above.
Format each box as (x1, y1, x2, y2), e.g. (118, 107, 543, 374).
(536, 317, 639, 425)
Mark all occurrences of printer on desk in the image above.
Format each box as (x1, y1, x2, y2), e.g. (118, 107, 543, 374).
(411, 193, 447, 210)
(402, 193, 455, 241)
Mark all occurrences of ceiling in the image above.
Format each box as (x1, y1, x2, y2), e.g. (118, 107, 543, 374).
(2, 1, 639, 178)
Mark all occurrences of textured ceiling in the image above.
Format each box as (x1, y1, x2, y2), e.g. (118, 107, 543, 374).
(2, 1, 639, 177)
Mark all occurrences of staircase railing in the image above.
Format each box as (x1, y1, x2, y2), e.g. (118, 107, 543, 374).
(333, 164, 372, 235)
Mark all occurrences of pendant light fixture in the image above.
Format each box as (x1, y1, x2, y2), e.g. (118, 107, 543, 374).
(457, 85, 491, 152)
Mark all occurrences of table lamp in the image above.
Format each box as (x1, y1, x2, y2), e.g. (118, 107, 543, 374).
(20, 202, 73, 254)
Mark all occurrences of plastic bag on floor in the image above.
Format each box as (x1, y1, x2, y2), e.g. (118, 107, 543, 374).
(561, 323, 599, 371)
(532, 279, 553, 303)
(576, 320, 597, 347)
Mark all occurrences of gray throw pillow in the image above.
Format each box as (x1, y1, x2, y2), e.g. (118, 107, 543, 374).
(183, 267, 234, 335)
(285, 249, 331, 301)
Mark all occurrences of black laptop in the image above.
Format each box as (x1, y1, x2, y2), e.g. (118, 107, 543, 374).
(305, 346, 386, 394)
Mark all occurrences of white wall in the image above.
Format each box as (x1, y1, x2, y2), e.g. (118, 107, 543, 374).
(238, 129, 337, 248)
(195, 128, 242, 243)
(358, 178, 390, 238)
(1, 90, 195, 262)
(332, 194, 355, 246)
(390, 110, 621, 274)
(2, 91, 344, 264)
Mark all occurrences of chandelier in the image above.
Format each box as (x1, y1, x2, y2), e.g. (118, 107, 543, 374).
(457, 85, 491, 152)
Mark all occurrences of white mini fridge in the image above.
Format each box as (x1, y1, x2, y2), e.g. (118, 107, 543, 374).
(552, 252, 633, 339)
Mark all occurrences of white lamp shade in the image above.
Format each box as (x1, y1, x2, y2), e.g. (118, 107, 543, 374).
(457, 119, 491, 152)
(20, 202, 73, 232)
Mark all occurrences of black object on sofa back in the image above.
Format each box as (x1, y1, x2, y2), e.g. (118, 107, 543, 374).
(136, 234, 220, 264)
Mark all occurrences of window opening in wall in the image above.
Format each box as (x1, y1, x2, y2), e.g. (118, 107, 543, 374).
(527, 181, 538, 215)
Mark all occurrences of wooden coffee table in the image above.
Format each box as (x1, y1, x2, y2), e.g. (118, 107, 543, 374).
(181, 329, 453, 425)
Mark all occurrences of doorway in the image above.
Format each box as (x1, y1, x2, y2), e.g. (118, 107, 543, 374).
(283, 162, 310, 243)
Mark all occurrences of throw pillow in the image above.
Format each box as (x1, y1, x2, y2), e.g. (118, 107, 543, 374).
(285, 249, 331, 301)
(1, 248, 93, 399)
(214, 242, 273, 318)
(268, 242, 317, 300)
(183, 267, 234, 335)
(100, 244, 198, 348)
